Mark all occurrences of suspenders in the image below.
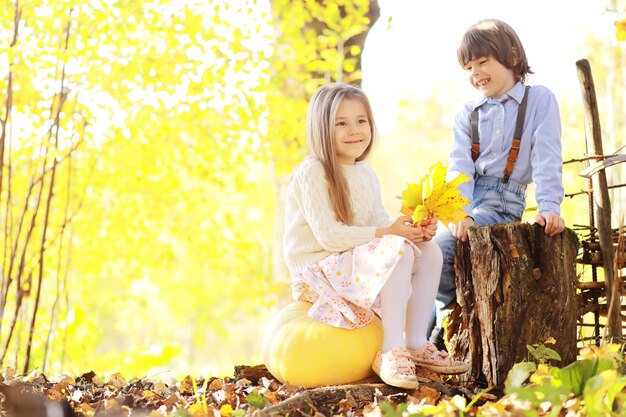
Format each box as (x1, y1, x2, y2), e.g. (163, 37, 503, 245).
(470, 85, 530, 183)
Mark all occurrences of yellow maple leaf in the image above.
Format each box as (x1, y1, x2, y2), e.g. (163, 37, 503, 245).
(400, 183, 423, 215)
(400, 163, 471, 225)
(412, 205, 429, 223)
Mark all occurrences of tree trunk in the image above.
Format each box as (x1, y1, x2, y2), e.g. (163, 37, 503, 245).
(447, 223, 579, 387)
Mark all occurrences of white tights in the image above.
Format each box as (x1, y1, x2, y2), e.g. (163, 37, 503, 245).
(379, 241, 443, 352)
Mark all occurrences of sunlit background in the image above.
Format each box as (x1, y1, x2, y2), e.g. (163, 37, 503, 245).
(0, 0, 624, 383)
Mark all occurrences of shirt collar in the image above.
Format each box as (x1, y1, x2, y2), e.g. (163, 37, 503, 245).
(471, 81, 526, 111)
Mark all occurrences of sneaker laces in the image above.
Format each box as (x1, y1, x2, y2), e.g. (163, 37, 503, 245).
(385, 347, 416, 375)
(412, 341, 461, 366)
(422, 341, 450, 360)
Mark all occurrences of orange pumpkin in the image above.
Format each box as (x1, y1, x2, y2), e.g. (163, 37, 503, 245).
(261, 301, 383, 388)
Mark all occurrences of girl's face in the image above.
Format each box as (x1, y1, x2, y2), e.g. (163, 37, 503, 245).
(463, 55, 516, 99)
(333, 98, 371, 165)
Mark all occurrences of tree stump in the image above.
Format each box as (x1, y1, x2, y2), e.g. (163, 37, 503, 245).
(447, 223, 579, 387)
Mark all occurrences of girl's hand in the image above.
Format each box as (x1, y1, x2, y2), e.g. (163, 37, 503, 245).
(449, 216, 474, 241)
(420, 216, 438, 241)
(383, 215, 424, 245)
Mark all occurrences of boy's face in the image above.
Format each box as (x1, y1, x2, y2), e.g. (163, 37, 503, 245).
(463, 55, 516, 99)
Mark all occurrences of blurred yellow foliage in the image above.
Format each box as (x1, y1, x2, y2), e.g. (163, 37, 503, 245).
(615, 19, 626, 41)
(0, 0, 376, 380)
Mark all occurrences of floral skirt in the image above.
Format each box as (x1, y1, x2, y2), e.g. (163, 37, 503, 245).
(292, 234, 422, 329)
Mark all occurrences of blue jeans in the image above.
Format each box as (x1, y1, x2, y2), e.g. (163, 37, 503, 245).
(429, 176, 526, 333)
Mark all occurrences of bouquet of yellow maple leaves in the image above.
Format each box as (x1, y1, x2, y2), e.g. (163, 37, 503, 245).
(400, 162, 471, 225)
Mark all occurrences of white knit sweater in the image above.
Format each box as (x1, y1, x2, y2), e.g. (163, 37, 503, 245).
(283, 157, 394, 278)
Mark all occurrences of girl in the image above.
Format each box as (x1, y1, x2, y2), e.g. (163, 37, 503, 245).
(283, 83, 468, 389)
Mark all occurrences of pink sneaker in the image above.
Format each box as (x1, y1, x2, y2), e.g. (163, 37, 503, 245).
(372, 347, 420, 389)
(408, 341, 469, 374)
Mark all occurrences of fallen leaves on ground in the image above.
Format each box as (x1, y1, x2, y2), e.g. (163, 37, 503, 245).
(0, 365, 497, 417)
(0, 363, 600, 417)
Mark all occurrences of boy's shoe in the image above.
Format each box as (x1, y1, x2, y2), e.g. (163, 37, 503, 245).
(372, 347, 420, 389)
(408, 341, 469, 374)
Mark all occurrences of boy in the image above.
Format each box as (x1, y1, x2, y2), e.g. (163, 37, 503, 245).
(431, 19, 565, 336)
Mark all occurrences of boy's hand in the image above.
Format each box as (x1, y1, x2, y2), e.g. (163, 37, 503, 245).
(535, 213, 565, 236)
(449, 216, 474, 242)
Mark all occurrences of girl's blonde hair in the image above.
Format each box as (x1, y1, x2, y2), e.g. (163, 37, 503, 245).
(457, 19, 533, 83)
(306, 83, 375, 225)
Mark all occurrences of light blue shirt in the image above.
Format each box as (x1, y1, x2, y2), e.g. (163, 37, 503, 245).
(448, 81, 563, 215)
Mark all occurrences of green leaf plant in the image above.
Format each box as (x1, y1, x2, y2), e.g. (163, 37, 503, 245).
(505, 341, 625, 416)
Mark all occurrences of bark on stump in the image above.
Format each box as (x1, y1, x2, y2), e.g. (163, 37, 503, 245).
(447, 223, 579, 387)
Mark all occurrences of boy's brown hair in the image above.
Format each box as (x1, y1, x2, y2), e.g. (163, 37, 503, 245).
(457, 19, 533, 83)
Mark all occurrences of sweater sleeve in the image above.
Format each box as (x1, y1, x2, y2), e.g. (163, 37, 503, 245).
(296, 161, 377, 252)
